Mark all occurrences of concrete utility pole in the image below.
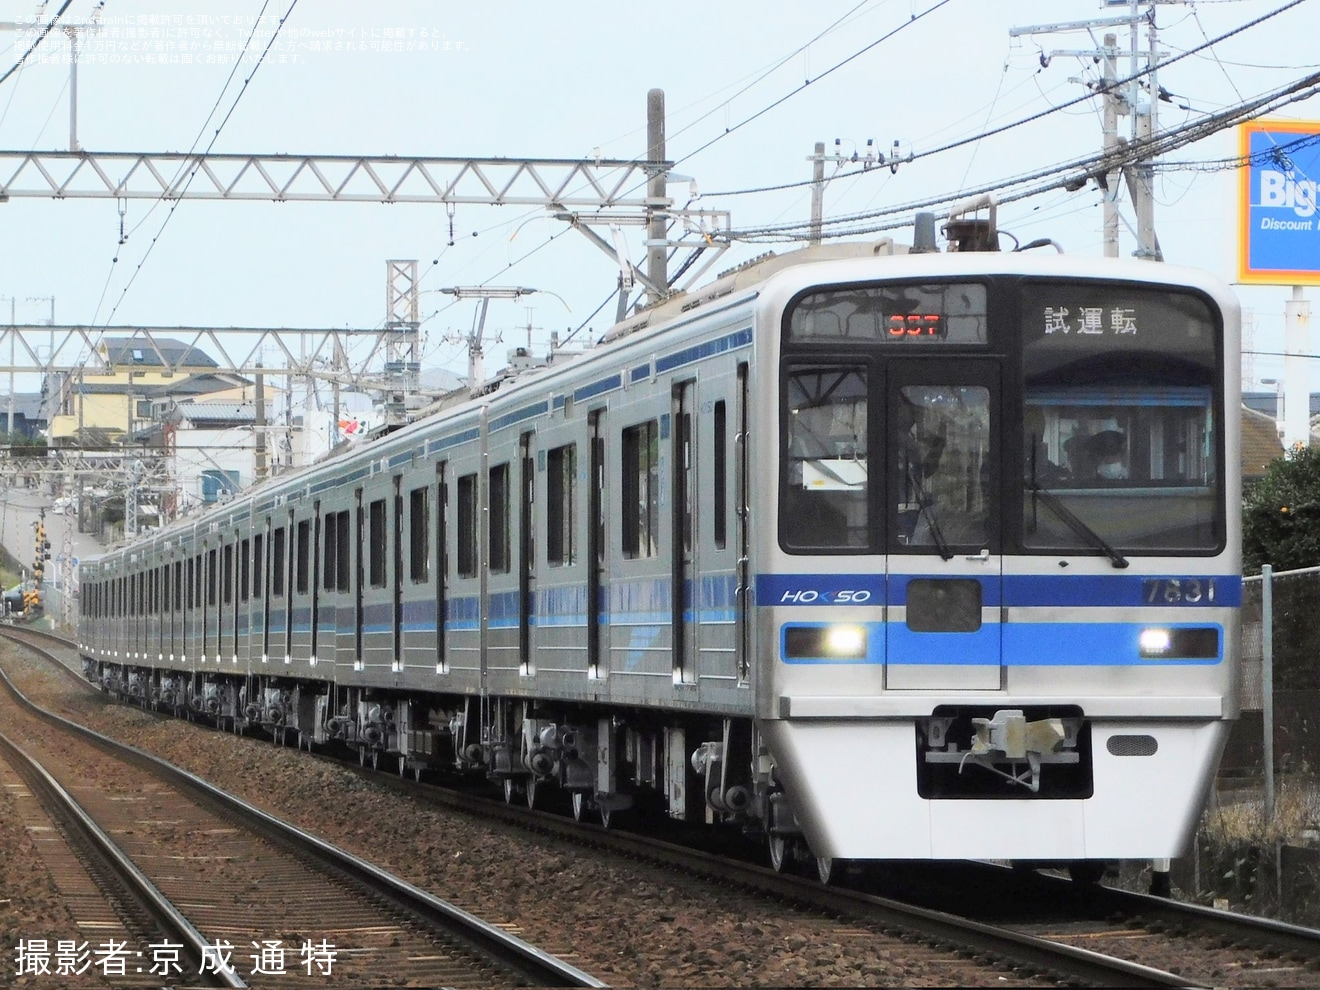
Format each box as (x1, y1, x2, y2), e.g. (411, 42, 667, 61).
(646, 89, 668, 306)
(810, 142, 826, 245)
(1010, 1, 1182, 261)
(1101, 35, 1122, 258)
(808, 139, 878, 245)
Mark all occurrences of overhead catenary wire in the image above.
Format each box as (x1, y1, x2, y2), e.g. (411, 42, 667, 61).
(95, 0, 302, 327)
(723, 65, 1320, 243)
(706, 0, 1309, 202)
(0, 0, 74, 89)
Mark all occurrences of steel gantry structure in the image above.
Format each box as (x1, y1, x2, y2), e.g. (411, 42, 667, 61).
(0, 147, 732, 302)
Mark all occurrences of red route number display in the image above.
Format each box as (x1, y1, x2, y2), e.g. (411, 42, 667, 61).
(889, 314, 942, 337)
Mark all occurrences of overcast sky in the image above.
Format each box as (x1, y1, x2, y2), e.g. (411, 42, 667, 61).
(0, 0, 1316, 391)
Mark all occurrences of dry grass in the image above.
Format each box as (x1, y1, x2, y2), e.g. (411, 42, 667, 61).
(1201, 775, 1320, 846)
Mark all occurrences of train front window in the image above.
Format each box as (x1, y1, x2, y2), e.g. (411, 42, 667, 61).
(1020, 283, 1221, 552)
(782, 365, 869, 550)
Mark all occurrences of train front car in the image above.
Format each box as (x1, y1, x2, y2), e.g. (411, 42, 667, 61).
(756, 253, 1240, 877)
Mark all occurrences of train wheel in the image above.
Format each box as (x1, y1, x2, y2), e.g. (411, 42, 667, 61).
(571, 792, 587, 822)
(1068, 860, 1106, 885)
(768, 835, 792, 874)
(525, 778, 539, 810)
(816, 855, 842, 886)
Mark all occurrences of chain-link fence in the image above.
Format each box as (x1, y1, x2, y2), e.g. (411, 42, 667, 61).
(1179, 565, 1320, 922)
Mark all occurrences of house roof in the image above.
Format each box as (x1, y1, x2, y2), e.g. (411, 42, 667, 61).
(1242, 404, 1284, 481)
(100, 337, 219, 369)
(72, 372, 249, 398)
(176, 400, 266, 426)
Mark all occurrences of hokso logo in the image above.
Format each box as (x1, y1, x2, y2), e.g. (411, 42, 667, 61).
(1260, 171, 1318, 219)
(778, 588, 873, 604)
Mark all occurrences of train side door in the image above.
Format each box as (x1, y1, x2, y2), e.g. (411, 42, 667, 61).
(587, 408, 607, 680)
(672, 380, 697, 684)
(884, 359, 1002, 690)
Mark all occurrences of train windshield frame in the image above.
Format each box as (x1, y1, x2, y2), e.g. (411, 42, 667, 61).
(778, 276, 1225, 557)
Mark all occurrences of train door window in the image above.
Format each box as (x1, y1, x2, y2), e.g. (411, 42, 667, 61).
(272, 527, 286, 597)
(336, 509, 352, 591)
(713, 400, 727, 549)
(674, 386, 694, 556)
(622, 419, 660, 559)
(323, 512, 338, 592)
(490, 462, 511, 574)
(409, 486, 429, 583)
(892, 384, 992, 550)
(547, 443, 576, 566)
(162, 565, 170, 612)
(781, 365, 869, 551)
(207, 551, 218, 606)
(520, 434, 535, 574)
(223, 544, 234, 605)
(174, 561, 183, 612)
(240, 539, 251, 602)
(457, 472, 478, 578)
(369, 498, 387, 588)
(296, 520, 310, 594)
(253, 534, 263, 598)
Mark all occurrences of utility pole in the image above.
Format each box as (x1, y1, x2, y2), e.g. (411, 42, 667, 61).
(1101, 34, 1122, 258)
(809, 140, 878, 246)
(1010, 2, 1182, 261)
(810, 142, 826, 245)
(646, 89, 668, 306)
(0, 20, 101, 152)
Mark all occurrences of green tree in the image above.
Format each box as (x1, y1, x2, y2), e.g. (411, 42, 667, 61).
(1243, 443, 1320, 574)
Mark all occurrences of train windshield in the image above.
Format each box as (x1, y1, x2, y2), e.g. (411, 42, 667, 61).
(1020, 282, 1221, 552)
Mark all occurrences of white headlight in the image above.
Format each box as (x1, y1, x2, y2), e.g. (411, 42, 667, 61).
(1139, 628, 1171, 655)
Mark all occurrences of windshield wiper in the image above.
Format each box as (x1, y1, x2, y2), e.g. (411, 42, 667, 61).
(906, 465, 954, 561)
(1026, 482, 1129, 569)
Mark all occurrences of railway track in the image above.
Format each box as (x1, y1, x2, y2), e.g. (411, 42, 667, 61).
(0, 730, 215, 987)
(0, 645, 605, 988)
(10, 626, 1320, 987)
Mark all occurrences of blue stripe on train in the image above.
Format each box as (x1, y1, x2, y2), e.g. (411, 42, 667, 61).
(756, 573, 1242, 608)
(780, 621, 1222, 665)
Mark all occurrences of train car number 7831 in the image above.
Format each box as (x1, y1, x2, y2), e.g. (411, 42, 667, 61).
(1143, 578, 1217, 605)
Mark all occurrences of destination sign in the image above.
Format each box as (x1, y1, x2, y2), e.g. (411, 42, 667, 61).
(1020, 282, 1218, 379)
(788, 282, 987, 344)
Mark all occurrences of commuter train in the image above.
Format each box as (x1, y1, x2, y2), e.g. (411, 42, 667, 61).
(77, 216, 1241, 883)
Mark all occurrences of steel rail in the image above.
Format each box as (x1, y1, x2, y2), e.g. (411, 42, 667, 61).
(0, 728, 245, 988)
(0, 656, 607, 989)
